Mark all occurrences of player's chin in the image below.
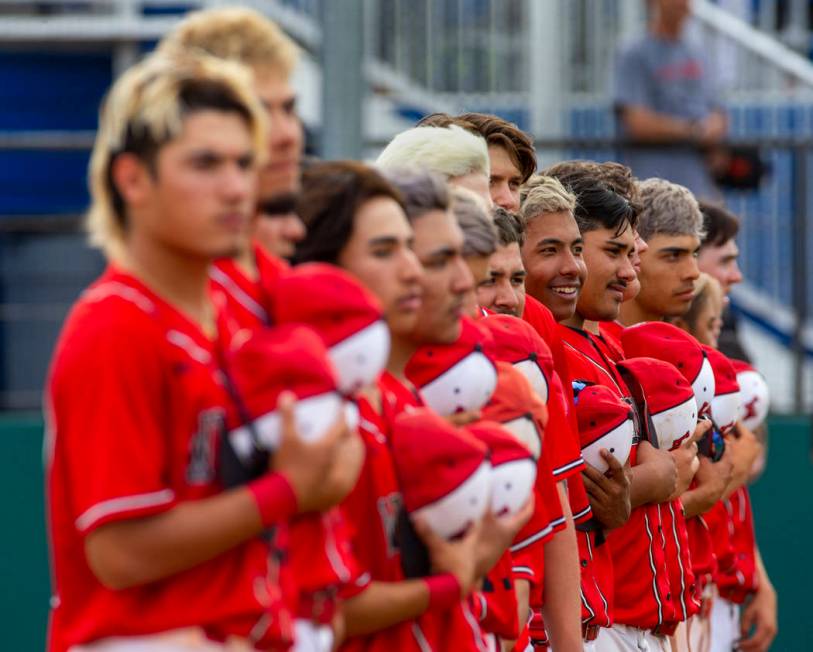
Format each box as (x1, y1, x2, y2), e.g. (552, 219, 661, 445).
(209, 239, 245, 261)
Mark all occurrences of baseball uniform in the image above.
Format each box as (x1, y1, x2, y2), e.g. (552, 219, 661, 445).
(210, 244, 288, 331)
(340, 372, 489, 652)
(45, 267, 296, 652)
(717, 487, 758, 604)
(558, 325, 676, 637)
(215, 257, 365, 646)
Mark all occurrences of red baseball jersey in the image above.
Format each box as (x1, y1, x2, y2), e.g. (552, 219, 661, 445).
(704, 500, 737, 586)
(685, 515, 717, 597)
(341, 373, 489, 652)
(210, 244, 288, 333)
(473, 552, 520, 641)
(45, 267, 294, 652)
(594, 326, 698, 626)
(213, 251, 359, 627)
(661, 499, 701, 622)
(559, 324, 675, 630)
(597, 320, 625, 363)
(522, 297, 585, 480)
(717, 487, 758, 603)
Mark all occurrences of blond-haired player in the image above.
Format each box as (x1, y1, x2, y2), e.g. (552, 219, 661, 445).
(46, 51, 353, 651)
(160, 6, 305, 261)
(376, 124, 492, 205)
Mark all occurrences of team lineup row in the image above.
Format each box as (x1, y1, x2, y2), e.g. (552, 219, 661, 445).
(43, 7, 776, 652)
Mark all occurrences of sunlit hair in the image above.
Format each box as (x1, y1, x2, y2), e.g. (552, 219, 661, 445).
(636, 177, 706, 242)
(376, 125, 490, 180)
(520, 175, 576, 224)
(158, 6, 299, 77)
(86, 52, 267, 261)
(451, 187, 497, 257)
(418, 112, 537, 183)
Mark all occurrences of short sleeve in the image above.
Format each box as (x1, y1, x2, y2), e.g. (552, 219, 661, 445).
(614, 43, 652, 111)
(50, 304, 176, 534)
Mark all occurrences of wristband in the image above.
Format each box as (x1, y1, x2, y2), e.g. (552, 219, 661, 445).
(248, 472, 299, 528)
(424, 573, 461, 610)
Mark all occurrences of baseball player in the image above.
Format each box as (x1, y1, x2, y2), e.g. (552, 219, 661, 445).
(293, 163, 531, 650)
(533, 172, 692, 651)
(45, 53, 351, 651)
(476, 208, 528, 318)
(519, 177, 643, 649)
(614, 179, 750, 651)
(159, 7, 305, 329)
(696, 202, 777, 652)
(416, 111, 537, 213)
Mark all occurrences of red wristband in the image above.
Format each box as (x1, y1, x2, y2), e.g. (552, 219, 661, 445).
(424, 573, 461, 611)
(248, 472, 298, 528)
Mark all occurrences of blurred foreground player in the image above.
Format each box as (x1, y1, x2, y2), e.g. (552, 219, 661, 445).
(45, 53, 351, 651)
(160, 6, 306, 312)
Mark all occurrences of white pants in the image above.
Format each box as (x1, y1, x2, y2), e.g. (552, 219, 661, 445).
(292, 620, 333, 652)
(595, 624, 669, 652)
(546, 640, 598, 652)
(70, 627, 254, 651)
(709, 597, 740, 652)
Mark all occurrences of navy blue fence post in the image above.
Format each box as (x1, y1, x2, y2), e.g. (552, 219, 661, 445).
(791, 144, 808, 413)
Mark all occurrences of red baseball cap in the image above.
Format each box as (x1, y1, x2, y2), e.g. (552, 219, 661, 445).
(482, 361, 547, 460)
(702, 346, 742, 434)
(617, 357, 697, 451)
(391, 408, 492, 540)
(227, 324, 343, 463)
(620, 321, 716, 417)
(731, 359, 770, 431)
(574, 384, 634, 472)
(405, 316, 498, 416)
(481, 313, 554, 404)
(467, 419, 536, 517)
(271, 262, 390, 395)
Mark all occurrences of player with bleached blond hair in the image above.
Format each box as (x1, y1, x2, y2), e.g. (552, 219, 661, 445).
(160, 6, 306, 261)
(377, 124, 492, 206)
(46, 51, 355, 651)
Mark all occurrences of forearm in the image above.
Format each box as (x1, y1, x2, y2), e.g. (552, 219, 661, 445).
(85, 475, 296, 589)
(681, 484, 720, 518)
(541, 483, 583, 652)
(516, 578, 531, 636)
(629, 460, 674, 507)
(755, 546, 773, 593)
(621, 105, 695, 143)
(341, 579, 432, 636)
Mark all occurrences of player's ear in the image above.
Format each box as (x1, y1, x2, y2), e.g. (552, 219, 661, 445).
(111, 152, 153, 209)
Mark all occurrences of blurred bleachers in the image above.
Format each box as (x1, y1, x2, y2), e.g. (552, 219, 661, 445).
(1, 0, 812, 410)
